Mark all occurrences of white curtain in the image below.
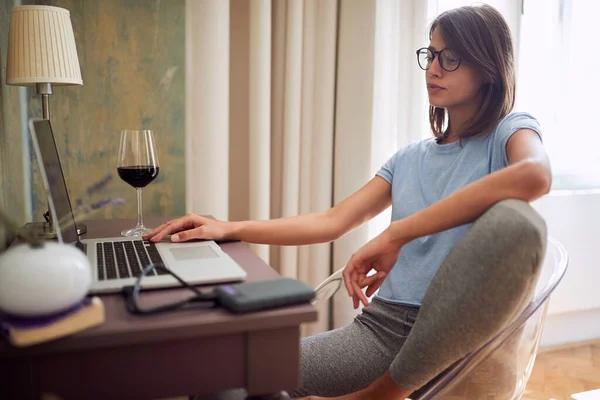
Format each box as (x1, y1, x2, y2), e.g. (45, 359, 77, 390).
(185, 0, 230, 222)
(186, 0, 341, 335)
(520, 0, 600, 345)
(332, 0, 430, 327)
(368, 0, 430, 240)
(270, 0, 339, 335)
(330, 0, 378, 327)
(517, 0, 600, 190)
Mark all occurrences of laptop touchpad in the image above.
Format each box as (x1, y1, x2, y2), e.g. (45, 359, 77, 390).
(169, 246, 219, 261)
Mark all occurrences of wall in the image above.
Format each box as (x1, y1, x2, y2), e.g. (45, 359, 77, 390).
(0, 0, 26, 250)
(532, 193, 600, 347)
(29, 0, 186, 223)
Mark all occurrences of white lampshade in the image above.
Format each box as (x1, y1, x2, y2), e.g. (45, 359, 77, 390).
(6, 5, 82, 86)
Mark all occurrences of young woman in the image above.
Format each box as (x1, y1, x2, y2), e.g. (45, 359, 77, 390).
(145, 4, 551, 399)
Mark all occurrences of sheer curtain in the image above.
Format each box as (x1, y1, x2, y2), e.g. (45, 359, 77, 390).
(519, 0, 600, 345)
(368, 0, 430, 240)
(517, 0, 600, 190)
(269, 0, 339, 335)
(188, 0, 383, 335)
(187, 0, 338, 335)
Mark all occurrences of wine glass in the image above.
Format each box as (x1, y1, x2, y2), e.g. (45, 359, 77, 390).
(117, 129, 160, 237)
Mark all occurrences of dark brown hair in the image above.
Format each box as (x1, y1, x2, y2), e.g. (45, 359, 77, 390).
(429, 4, 515, 142)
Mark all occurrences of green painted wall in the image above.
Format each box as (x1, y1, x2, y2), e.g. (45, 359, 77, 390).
(30, 0, 186, 223)
(0, 0, 26, 249)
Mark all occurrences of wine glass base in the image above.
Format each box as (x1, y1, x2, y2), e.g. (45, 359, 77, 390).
(121, 226, 152, 237)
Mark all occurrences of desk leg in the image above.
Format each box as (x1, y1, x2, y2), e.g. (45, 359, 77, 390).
(246, 326, 300, 397)
(0, 357, 35, 399)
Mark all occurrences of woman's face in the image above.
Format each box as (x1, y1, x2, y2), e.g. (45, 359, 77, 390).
(426, 28, 483, 110)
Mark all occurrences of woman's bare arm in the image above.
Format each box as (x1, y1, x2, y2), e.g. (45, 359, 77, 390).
(230, 176, 392, 245)
(145, 176, 392, 246)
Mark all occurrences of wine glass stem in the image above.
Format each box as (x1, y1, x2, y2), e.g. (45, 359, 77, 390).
(136, 188, 144, 229)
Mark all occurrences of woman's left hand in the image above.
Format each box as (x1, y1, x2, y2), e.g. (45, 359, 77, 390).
(343, 229, 406, 309)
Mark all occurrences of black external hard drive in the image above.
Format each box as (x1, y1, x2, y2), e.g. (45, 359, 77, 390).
(214, 278, 316, 313)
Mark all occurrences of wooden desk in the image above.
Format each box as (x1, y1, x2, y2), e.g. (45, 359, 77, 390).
(0, 218, 317, 400)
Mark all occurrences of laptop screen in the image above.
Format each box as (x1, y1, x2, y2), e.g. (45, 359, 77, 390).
(30, 119, 80, 244)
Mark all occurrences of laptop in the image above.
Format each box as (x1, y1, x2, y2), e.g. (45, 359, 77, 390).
(29, 119, 247, 294)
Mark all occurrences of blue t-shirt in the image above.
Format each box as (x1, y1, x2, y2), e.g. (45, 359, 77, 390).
(374, 112, 541, 307)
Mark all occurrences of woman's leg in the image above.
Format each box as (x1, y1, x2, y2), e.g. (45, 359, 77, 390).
(288, 299, 419, 398)
(388, 199, 547, 391)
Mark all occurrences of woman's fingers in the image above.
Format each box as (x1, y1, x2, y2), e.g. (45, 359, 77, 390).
(171, 226, 206, 242)
(365, 272, 386, 297)
(347, 270, 387, 309)
(142, 222, 169, 240)
(146, 216, 200, 242)
(351, 280, 369, 308)
(357, 273, 380, 288)
(143, 217, 183, 241)
(343, 263, 355, 297)
(344, 257, 379, 309)
(148, 220, 186, 242)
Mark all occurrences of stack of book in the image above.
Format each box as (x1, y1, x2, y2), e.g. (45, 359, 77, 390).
(0, 296, 105, 347)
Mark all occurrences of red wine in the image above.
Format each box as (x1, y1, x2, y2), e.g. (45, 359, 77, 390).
(117, 166, 159, 188)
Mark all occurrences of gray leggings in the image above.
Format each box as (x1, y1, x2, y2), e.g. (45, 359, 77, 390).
(289, 299, 419, 398)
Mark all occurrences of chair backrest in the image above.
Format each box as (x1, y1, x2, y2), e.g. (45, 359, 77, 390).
(412, 236, 569, 400)
(312, 266, 345, 306)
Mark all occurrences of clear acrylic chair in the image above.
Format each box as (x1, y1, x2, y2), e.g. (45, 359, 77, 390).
(312, 266, 345, 306)
(313, 236, 568, 400)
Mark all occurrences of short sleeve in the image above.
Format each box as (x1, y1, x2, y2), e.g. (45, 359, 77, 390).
(492, 112, 542, 170)
(376, 150, 402, 184)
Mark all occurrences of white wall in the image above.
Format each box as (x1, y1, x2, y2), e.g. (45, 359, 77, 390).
(532, 192, 600, 346)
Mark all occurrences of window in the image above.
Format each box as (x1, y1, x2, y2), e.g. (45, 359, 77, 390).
(517, 0, 600, 190)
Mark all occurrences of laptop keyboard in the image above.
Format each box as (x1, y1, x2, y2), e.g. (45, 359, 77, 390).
(96, 240, 168, 281)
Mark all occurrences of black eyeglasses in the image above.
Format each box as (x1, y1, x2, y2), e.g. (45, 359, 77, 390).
(416, 47, 461, 72)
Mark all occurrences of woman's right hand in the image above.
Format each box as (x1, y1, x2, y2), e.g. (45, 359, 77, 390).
(142, 213, 235, 243)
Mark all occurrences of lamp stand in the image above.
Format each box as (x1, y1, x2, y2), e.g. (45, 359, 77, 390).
(37, 82, 52, 119)
(24, 83, 87, 240)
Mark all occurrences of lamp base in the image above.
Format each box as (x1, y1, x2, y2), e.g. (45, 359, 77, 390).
(23, 222, 87, 240)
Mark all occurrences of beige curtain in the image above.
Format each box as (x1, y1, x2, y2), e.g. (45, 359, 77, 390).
(186, 0, 378, 335)
(330, 0, 378, 328)
(185, 0, 230, 221)
(267, 0, 340, 335)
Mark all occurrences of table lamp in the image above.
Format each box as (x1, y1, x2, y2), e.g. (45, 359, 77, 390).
(6, 5, 84, 238)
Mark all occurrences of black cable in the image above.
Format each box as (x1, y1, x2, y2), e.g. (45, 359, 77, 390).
(123, 263, 218, 315)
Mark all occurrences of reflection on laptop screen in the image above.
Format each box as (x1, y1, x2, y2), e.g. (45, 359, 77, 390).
(31, 120, 80, 244)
